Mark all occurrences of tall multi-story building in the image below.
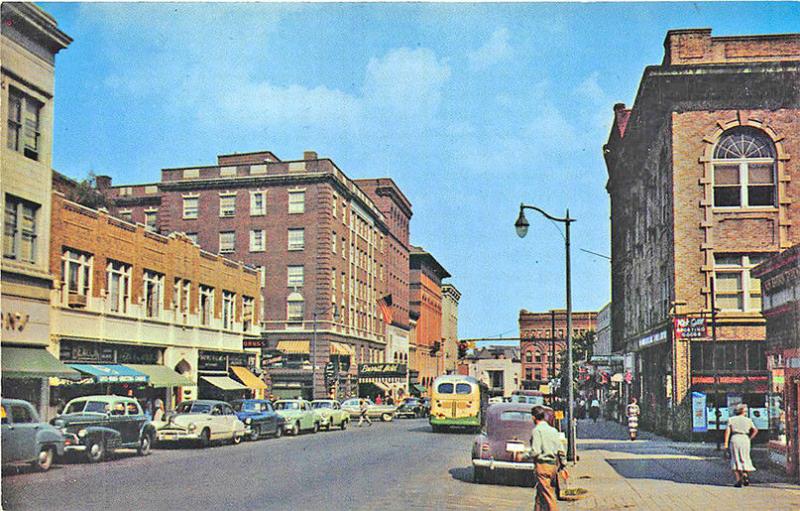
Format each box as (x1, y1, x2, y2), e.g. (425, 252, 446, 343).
(100, 150, 395, 399)
(604, 29, 800, 437)
(409, 246, 451, 391)
(519, 309, 597, 389)
(1, 3, 73, 418)
(441, 283, 461, 374)
(49, 192, 263, 416)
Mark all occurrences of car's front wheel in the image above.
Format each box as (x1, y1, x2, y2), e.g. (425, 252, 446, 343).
(291, 422, 300, 436)
(312, 422, 320, 433)
(381, 413, 393, 422)
(34, 445, 54, 471)
(274, 425, 283, 438)
(232, 433, 242, 445)
(86, 439, 105, 463)
(341, 419, 348, 430)
(249, 426, 260, 441)
(137, 434, 152, 456)
(199, 428, 211, 448)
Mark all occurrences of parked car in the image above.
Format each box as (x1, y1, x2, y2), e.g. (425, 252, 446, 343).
(156, 400, 245, 447)
(52, 395, 156, 463)
(310, 399, 349, 430)
(340, 398, 396, 422)
(419, 397, 431, 417)
(471, 403, 558, 484)
(395, 398, 425, 418)
(273, 399, 321, 435)
(231, 399, 284, 441)
(2, 399, 65, 471)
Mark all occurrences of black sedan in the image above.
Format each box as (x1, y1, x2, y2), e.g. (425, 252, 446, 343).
(395, 398, 425, 418)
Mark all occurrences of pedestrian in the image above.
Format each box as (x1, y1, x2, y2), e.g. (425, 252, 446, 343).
(576, 398, 586, 420)
(589, 398, 600, 423)
(357, 398, 372, 427)
(528, 405, 567, 511)
(724, 403, 758, 487)
(152, 399, 166, 424)
(626, 398, 640, 441)
(386, 394, 395, 406)
(375, 394, 383, 405)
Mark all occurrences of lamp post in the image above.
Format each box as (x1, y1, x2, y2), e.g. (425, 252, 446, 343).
(515, 203, 577, 463)
(312, 303, 339, 400)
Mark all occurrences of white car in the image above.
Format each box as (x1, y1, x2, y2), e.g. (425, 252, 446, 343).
(156, 400, 245, 447)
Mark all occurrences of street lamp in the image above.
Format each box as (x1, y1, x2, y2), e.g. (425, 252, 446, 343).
(515, 203, 577, 463)
(312, 303, 339, 400)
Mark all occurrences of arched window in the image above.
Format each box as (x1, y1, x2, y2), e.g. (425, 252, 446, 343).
(712, 127, 776, 208)
(525, 351, 533, 363)
(534, 351, 542, 363)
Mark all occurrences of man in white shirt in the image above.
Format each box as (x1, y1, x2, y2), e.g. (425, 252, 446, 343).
(529, 405, 566, 511)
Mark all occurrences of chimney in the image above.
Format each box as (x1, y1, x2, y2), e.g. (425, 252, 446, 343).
(95, 175, 112, 189)
(303, 151, 318, 161)
(613, 103, 626, 113)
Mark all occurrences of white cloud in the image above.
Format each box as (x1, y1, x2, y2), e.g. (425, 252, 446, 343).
(468, 28, 513, 70)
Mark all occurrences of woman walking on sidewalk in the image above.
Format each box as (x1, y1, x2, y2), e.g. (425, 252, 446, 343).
(724, 403, 758, 487)
(626, 398, 640, 441)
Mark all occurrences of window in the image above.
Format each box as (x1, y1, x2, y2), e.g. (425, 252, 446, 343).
(242, 296, 255, 331)
(534, 368, 542, 380)
(288, 191, 305, 214)
(714, 254, 769, 312)
(713, 127, 776, 208)
(332, 198, 337, 217)
(107, 260, 131, 313)
(222, 290, 235, 329)
(62, 249, 92, 297)
(185, 232, 198, 244)
(287, 266, 304, 287)
(219, 193, 236, 217)
(342, 237, 346, 259)
(535, 351, 542, 363)
(219, 231, 235, 253)
(525, 351, 533, 363)
(7, 87, 42, 160)
(331, 234, 337, 253)
(287, 292, 304, 322)
(143, 270, 164, 318)
(3, 195, 38, 262)
(250, 229, 265, 252)
(525, 368, 532, 380)
(119, 210, 132, 222)
(173, 278, 191, 315)
(250, 191, 266, 216)
(183, 197, 198, 219)
(288, 228, 304, 251)
(10, 405, 33, 424)
(144, 210, 157, 231)
(200, 285, 215, 326)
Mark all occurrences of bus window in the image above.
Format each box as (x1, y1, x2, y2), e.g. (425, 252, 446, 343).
(437, 383, 454, 394)
(455, 383, 472, 394)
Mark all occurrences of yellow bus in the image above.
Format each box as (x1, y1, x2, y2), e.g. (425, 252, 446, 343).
(429, 375, 488, 432)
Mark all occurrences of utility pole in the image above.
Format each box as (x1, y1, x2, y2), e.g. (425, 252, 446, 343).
(710, 277, 721, 450)
(551, 309, 557, 381)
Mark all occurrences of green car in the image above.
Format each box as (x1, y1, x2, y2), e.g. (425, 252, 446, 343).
(273, 400, 321, 436)
(311, 400, 349, 430)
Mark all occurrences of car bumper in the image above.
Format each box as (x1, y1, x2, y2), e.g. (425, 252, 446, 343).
(64, 444, 87, 453)
(472, 459, 535, 471)
(430, 416, 480, 426)
(157, 430, 200, 442)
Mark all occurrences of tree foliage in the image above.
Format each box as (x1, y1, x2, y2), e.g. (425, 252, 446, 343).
(64, 171, 110, 210)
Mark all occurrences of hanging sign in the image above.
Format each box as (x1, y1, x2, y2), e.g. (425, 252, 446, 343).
(674, 317, 708, 340)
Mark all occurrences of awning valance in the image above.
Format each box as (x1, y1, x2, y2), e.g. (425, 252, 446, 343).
(200, 376, 248, 391)
(68, 364, 148, 383)
(330, 341, 355, 356)
(276, 340, 310, 354)
(2, 347, 80, 379)
(230, 366, 267, 390)
(126, 364, 194, 387)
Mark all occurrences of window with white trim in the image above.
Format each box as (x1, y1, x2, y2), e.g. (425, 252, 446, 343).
(250, 229, 265, 252)
(62, 249, 92, 298)
(200, 285, 215, 326)
(144, 210, 157, 231)
(712, 127, 776, 208)
(222, 290, 236, 329)
(332, 198, 337, 217)
(714, 254, 770, 312)
(243, 295, 255, 331)
(288, 191, 305, 214)
(287, 293, 304, 322)
(288, 228, 304, 251)
(185, 232, 198, 244)
(118, 210, 132, 222)
(107, 260, 131, 313)
(219, 231, 235, 253)
(173, 278, 191, 315)
(250, 191, 266, 216)
(3, 195, 38, 263)
(287, 266, 304, 287)
(143, 270, 164, 318)
(332, 233, 337, 253)
(183, 197, 198, 219)
(219, 193, 236, 217)
(7, 87, 42, 160)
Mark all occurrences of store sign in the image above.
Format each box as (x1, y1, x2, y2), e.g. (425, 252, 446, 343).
(692, 392, 707, 432)
(358, 363, 407, 378)
(243, 338, 265, 348)
(60, 340, 158, 365)
(638, 330, 667, 348)
(673, 317, 707, 340)
(198, 351, 227, 371)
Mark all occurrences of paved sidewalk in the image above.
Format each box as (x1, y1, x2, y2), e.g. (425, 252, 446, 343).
(562, 419, 800, 511)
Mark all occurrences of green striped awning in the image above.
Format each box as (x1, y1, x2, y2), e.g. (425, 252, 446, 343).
(1, 347, 80, 379)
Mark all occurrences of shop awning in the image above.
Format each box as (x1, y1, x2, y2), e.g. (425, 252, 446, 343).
(2, 347, 80, 379)
(200, 376, 248, 391)
(68, 364, 149, 383)
(126, 364, 194, 388)
(410, 383, 427, 396)
(276, 340, 310, 354)
(330, 341, 355, 356)
(230, 366, 267, 390)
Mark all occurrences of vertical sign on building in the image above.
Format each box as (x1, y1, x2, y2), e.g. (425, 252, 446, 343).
(692, 391, 707, 433)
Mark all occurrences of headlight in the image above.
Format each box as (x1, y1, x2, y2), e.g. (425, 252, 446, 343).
(188, 423, 197, 432)
(59, 427, 67, 435)
(245, 418, 252, 425)
(78, 429, 87, 438)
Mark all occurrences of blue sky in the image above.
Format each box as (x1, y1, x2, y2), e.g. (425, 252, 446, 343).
(41, 2, 800, 340)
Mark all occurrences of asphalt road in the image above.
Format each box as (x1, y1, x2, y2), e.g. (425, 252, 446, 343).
(1, 418, 534, 511)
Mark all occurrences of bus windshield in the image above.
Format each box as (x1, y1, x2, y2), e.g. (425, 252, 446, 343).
(437, 383, 454, 394)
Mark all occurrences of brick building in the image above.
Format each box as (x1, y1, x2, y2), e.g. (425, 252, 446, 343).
(409, 246, 451, 392)
(519, 309, 598, 389)
(604, 29, 800, 437)
(1, 3, 74, 419)
(100, 150, 398, 399)
(48, 192, 263, 416)
(441, 283, 462, 374)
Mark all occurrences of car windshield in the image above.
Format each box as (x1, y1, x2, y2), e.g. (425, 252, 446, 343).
(403, 399, 419, 406)
(64, 400, 108, 414)
(235, 401, 261, 412)
(175, 402, 212, 414)
(312, 402, 332, 409)
(500, 411, 532, 422)
(275, 402, 299, 410)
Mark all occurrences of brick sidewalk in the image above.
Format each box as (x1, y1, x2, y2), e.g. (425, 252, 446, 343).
(561, 419, 800, 511)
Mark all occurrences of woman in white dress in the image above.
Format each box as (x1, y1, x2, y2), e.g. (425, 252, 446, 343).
(723, 403, 758, 487)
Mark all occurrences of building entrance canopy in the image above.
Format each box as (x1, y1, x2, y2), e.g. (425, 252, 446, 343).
(200, 376, 248, 391)
(126, 364, 194, 387)
(230, 366, 267, 390)
(68, 364, 148, 383)
(2, 347, 79, 379)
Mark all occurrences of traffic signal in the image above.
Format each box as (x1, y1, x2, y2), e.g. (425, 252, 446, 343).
(457, 341, 467, 359)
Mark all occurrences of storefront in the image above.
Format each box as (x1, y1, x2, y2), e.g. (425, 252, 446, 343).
(2, 346, 79, 420)
(197, 350, 262, 401)
(358, 363, 407, 400)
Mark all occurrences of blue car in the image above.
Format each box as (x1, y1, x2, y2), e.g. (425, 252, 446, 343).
(231, 399, 284, 441)
(2, 399, 65, 471)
